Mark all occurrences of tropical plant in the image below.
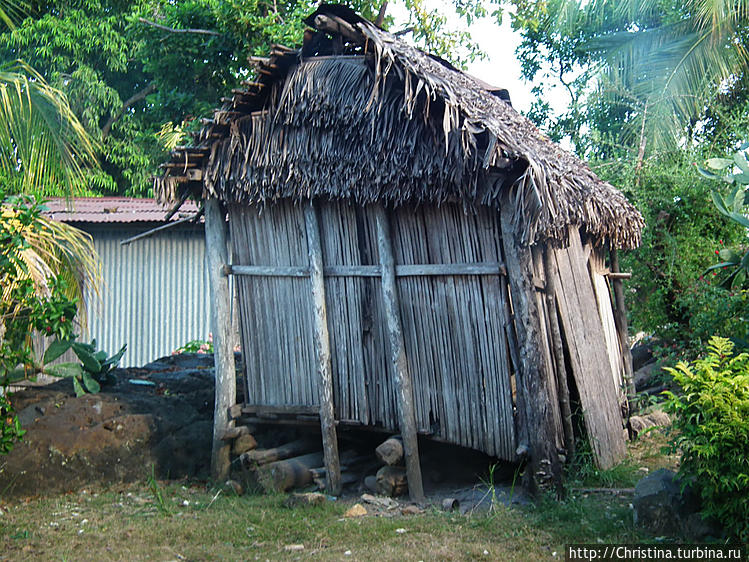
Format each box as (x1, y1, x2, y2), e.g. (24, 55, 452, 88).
(699, 145, 749, 289)
(663, 337, 749, 542)
(507, 0, 749, 158)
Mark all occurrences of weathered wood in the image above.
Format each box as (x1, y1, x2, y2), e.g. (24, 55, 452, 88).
(375, 435, 404, 466)
(305, 203, 342, 496)
(205, 197, 237, 482)
(227, 404, 243, 420)
(499, 199, 564, 498)
(241, 404, 319, 415)
(610, 248, 636, 414)
(240, 439, 319, 466)
(257, 452, 324, 492)
(551, 230, 626, 469)
(375, 465, 408, 497)
(543, 248, 575, 458)
(374, 204, 425, 503)
(220, 425, 251, 441)
(226, 262, 506, 278)
(232, 434, 258, 455)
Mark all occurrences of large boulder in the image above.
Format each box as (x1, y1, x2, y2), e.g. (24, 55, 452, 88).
(633, 469, 719, 539)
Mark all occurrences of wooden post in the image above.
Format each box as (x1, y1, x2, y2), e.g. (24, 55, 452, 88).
(543, 248, 575, 459)
(205, 197, 237, 482)
(304, 203, 342, 496)
(499, 199, 563, 498)
(609, 248, 636, 414)
(374, 204, 425, 503)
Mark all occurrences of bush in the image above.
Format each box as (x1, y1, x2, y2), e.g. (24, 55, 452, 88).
(663, 337, 749, 541)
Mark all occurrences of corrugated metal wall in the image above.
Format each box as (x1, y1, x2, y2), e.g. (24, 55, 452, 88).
(83, 224, 211, 367)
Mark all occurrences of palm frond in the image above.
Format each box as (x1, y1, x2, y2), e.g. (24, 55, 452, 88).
(0, 62, 100, 196)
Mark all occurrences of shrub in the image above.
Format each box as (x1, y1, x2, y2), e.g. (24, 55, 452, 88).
(663, 337, 749, 541)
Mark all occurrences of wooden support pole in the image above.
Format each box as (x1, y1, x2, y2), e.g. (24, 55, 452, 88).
(374, 204, 425, 503)
(499, 200, 563, 498)
(543, 248, 575, 459)
(304, 203, 342, 496)
(205, 197, 237, 482)
(609, 248, 636, 415)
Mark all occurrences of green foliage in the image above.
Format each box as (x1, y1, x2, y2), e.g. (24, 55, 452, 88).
(697, 145, 749, 291)
(172, 338, 213, 355)
(0, 0, 471, 196)
(595, 154, 745, 347)
(38, 337, 127, 397)
(663, 337, 749, 541)
(1, 193, 78, 453)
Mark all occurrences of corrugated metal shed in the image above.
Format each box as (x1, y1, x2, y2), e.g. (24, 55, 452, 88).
(44, 198, 211, 367)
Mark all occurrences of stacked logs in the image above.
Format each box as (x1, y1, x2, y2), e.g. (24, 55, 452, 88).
(364, 435, 409, 497)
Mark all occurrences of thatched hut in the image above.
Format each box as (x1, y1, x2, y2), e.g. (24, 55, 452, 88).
(157, 4, 643, 498)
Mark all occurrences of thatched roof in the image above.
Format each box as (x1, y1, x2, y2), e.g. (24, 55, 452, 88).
(157, 4, 643, 249)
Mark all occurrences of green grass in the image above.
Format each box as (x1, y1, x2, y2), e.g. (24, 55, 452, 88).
(0, 433, 676, 561)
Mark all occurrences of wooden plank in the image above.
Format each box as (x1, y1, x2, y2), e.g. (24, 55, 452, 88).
(499, 199, 563, 497)
(241, 404, 320, 415)
(374, 204, 425, 503)
(205, 197, 237, 481)
(543, 247, 575, 458)
(226, 264, 309, 277)
(551, 229, 626, 470)
(304, 203, 342, 496)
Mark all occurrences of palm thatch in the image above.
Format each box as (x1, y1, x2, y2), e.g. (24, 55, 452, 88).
(157, 4, 643, 249)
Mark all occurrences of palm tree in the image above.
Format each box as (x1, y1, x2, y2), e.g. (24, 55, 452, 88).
(0, 2, 101, 339)
(523, 0, 749, 156)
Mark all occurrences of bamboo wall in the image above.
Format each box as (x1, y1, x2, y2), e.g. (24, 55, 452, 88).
(228, 200, 626, 466)
(229, 200, 517, 460)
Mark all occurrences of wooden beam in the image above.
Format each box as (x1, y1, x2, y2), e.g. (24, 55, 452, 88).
(225, 262, 507, 278)
(499, 198, 563, 498)
(374, 204, 425, 503)
(304, 203, 342, 496)
(205, 198, 237, 481)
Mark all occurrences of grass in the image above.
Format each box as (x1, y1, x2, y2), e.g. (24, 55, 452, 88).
(0, 432, 676, 561)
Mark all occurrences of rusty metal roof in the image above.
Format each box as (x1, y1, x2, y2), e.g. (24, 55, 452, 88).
(42, 197, 200, 223)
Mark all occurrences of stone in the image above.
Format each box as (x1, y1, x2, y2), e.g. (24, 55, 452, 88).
(633, 469, 719, 539)
(283, 492, 327, 508)
(343, 503, 367, 518)
(401, 505, 422, 515)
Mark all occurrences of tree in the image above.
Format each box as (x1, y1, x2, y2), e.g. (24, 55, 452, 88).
(0, 0, 472, 197)
(507, 0, 749, 160)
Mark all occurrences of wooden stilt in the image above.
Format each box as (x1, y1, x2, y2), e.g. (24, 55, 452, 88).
(499, 200, 563, 498)
(304, 203, 342, 496)
(374, 204, 425, 503)
(205, 197, 237, 482)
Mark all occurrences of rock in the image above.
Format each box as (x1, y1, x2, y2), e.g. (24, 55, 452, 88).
(360, 494, 398, 510)
(631, 341, 655, 371)
(401, 505, 422, 515)
(633, 469, 720, 539)
(633, 360, 662, 391)
(232, 434, 258, 455)
(225, 480, 244, 495)
(284, 492, 327, 508)
(343, 503, 367, 518)
(363, 475, 378, 493)
(629, 411, 671, 438)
